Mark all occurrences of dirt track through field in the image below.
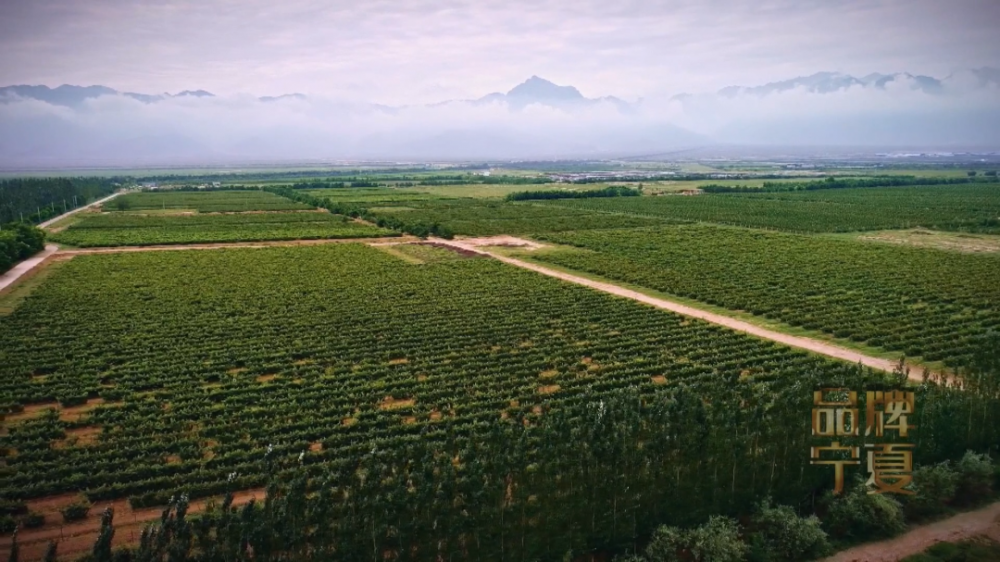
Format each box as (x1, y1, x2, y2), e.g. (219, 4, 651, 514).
(38, 191, 123, 229)
(822, 500, 1000, 562)
(56, 236, 413, 255)
(0, 245, 59, 294)
(432, 237, 926, 381)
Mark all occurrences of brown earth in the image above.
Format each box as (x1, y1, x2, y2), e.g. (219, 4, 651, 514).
(824, 501, 1000, 562)
(0, 488, 266, 562)
(57, 235, 414, 254)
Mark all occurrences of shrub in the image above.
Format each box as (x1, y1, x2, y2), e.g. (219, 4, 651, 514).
(954, 451, 994, 506)
(22, 512, 45, 529)
(645, 516, 748, 562)
(904, 461, 959, 520)
(61, 501, 91, 522)
(823, 482, 906, 541)
(748, 500, 830, 562)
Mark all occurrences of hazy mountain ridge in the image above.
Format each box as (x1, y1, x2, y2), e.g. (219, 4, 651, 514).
(0, 72, 998, 166)
(4, 69, 997, 112)
(680, 67, 1000, 100)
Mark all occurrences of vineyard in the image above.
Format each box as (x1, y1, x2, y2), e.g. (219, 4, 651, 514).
(50, 211, 393, 247)
(1, 243, 889, 508)
(112, 191, 312, 213)
(2, 178, 1000, 560)
(297, 187, 445, 204)
(546, 183, 1000, 233)
(365, 198, 667, 235)
(532, 224, 1000, 368)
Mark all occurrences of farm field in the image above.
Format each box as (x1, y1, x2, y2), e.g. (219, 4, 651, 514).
(366, 198, 669, 235)
(112, 190, 313, 212)
(3, 178, 1000, 560)
(545, 183, 1000, 233)
(50, 211, 392, 247)
(297, 187, 445, 203)
(531, 224, 1000, 369)
(1, 243, 881, 508)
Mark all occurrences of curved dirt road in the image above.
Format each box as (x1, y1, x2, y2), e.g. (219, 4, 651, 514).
(433, 237, 925, 381)
(823, 501, 1000, 562)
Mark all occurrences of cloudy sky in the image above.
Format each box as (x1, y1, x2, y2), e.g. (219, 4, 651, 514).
(2, 0, 999, 103)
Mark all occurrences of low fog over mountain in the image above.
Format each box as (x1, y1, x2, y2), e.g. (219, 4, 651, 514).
(1, 70, 999, 166)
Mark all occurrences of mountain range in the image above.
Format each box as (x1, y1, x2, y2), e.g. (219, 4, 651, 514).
(2, 69, 998, 111)
(0, 71, 998, 165)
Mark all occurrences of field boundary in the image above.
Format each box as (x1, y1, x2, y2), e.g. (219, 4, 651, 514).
(38, 190, 124, 230)
(431, 237, 926, 380)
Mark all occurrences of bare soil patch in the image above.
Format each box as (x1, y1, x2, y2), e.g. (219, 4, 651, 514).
(52, 426, 101, 448)
(538, 385, 560, 395)
(4, 488, 266, 562)
(857, 228, 1000, 254)
(379, 397, 415, 410)
(450, 235, 545, 251)
(3, 398, 114, 426)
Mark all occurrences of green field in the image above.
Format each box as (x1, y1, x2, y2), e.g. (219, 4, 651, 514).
(51, 211, 392, 247)
(545, 184, 1000, 233)
(366, 198, 668, 235)
(113, 190, 313, 212)
(1, 243, 877, 505)
(532, 224, 1000, 368)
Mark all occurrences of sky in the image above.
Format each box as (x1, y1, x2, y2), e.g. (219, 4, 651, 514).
(1, 0, 999, 104)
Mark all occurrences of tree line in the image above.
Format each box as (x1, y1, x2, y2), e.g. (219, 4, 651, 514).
(0, 223, 45, 274)
(0, 177, 119, 224)
(701, 175, 1000, 193)
(505, 185, 642, 201)
(7, 359, 998, 562)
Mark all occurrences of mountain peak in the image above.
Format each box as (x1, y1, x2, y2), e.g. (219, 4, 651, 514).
(506, 76, 584, 102)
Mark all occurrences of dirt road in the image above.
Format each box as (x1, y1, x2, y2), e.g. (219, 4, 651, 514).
(432, 237, 924, 381)
(57, 235, 413, 255)
(38, 191, 123, 230)
(0, 244, 59, 294)
(823, 501, 1000, 562)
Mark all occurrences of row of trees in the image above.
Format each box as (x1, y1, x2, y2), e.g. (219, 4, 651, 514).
(505, 185, 642, 201)
(0, 223, 45, 274)
(0, 177, 119, 224)
(265, 186, 454, 238)
(8, 372, 997, 562)
(701, 175, 999, 193)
